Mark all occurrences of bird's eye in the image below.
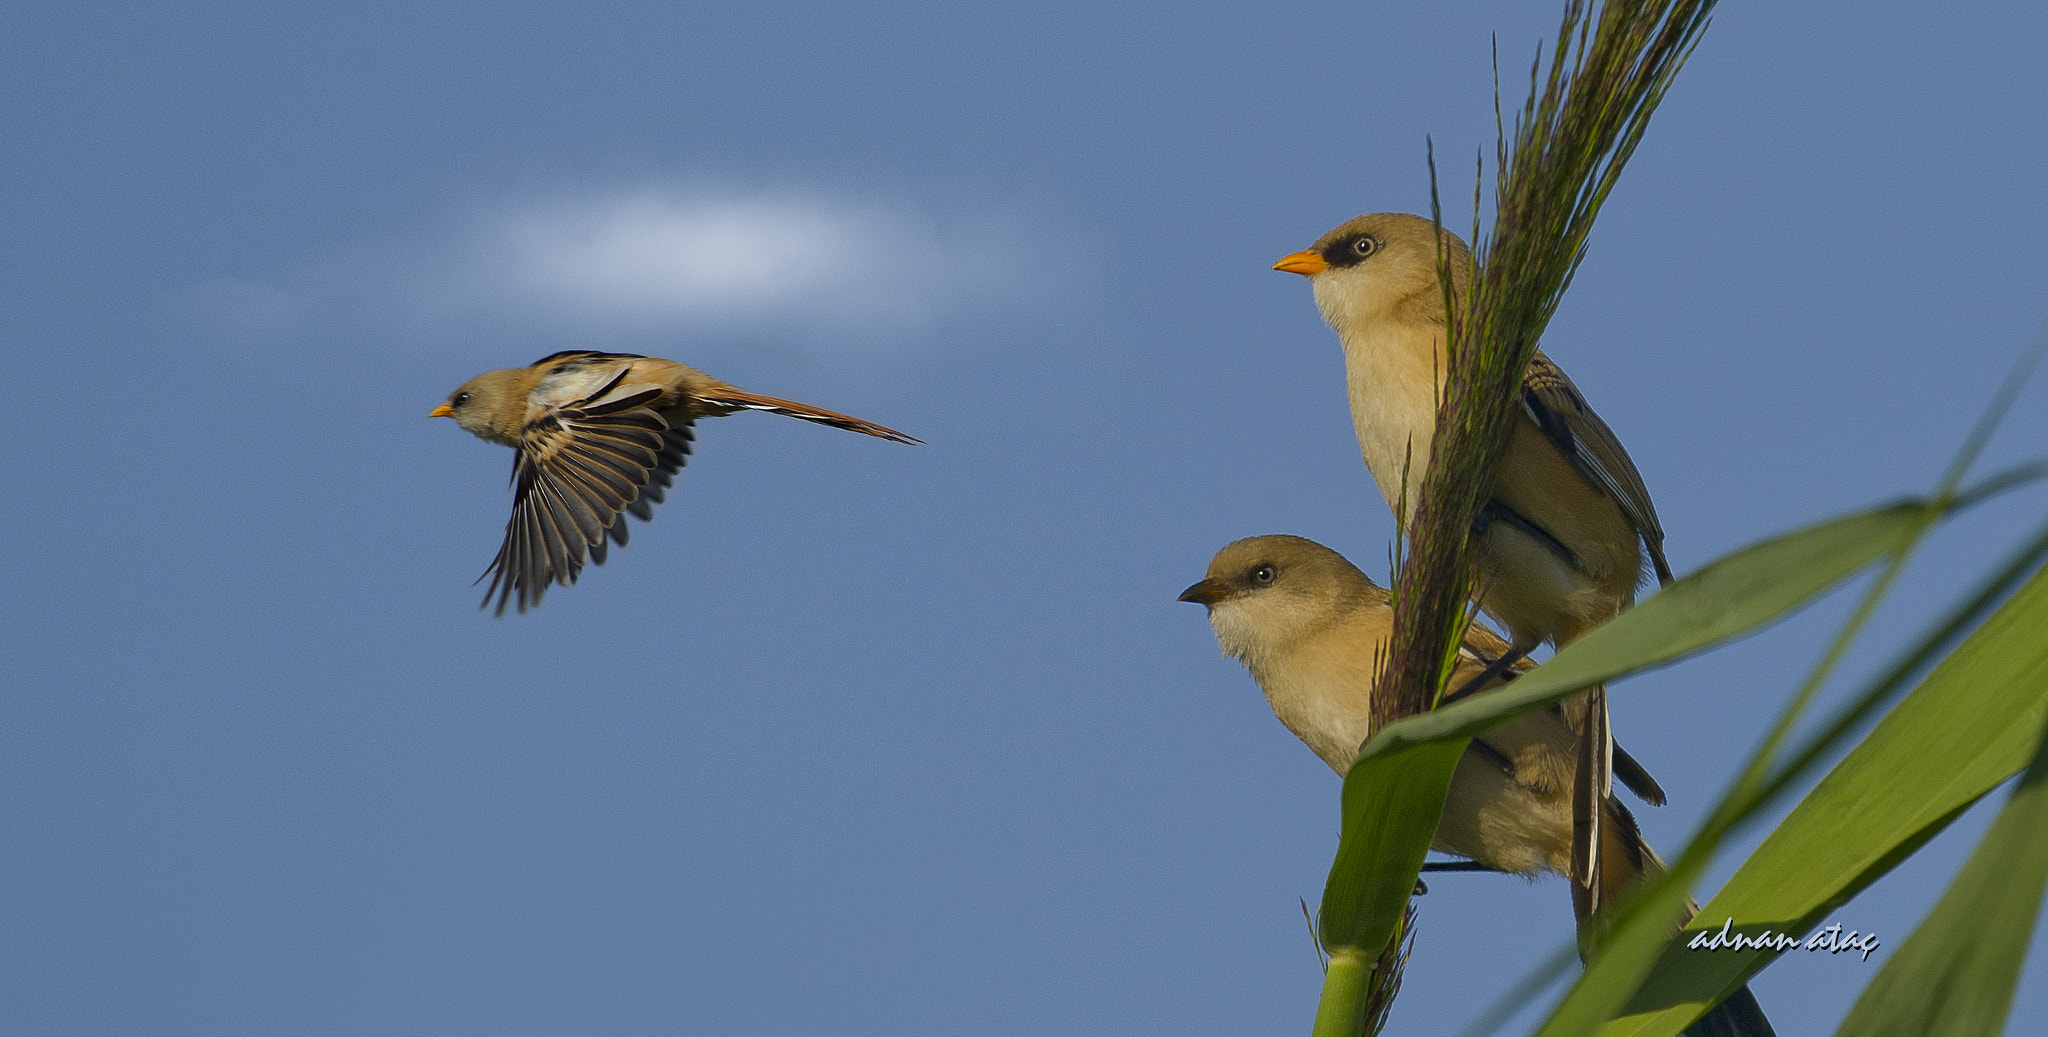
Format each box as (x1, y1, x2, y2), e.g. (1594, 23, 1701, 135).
(453, 393, 471, 407)
(1350, 236, 1379, 258)
(1252, 564, 1277, 585)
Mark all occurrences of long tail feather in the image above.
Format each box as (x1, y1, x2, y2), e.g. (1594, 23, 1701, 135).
(1604, 799, 1778, 1037)
(699, 389, 921, 444)
(1571, 685, 1612, 929)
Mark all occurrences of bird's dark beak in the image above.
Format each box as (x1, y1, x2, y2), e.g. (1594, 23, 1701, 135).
(1178, 579, 1229, 606)
(1273, 250, 1326, 276)
(429, 404, 456, 418)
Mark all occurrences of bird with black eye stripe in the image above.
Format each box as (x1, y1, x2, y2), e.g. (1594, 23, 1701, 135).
(1274, 213, 1671, 656)
(432, 351, 918, 615)
(1275, 212, 1676, 925)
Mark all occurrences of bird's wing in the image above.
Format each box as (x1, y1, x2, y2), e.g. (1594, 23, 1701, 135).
(528, 355, 661, 413)
(531, 349, 649, 366)
(1453, 632, 1667, 806)
(691, 387, 922, 444)
(480, 375, 693, 615)
(1520, 352, 1674, 585)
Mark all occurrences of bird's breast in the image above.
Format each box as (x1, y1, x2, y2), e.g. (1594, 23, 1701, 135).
(1250, 638, 1381, 773)
(1337, 326, 1446, 522)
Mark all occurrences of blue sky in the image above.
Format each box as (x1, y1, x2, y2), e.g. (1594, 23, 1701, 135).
(6, 2, 2047, 1034)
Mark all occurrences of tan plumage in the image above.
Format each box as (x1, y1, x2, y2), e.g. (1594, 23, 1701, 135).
(1180, 536, 1773, 1037)
(1178, 535, 1660, 878)
(1276, 213, 1674, 918)
(1273, 214, 1670, 643)
(432, 350, 918, 614)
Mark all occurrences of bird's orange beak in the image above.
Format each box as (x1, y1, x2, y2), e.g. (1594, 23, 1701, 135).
(429, 404, 455, 418)
(1273, 250, 1326, 276)
(1177, 579, 1230, 606)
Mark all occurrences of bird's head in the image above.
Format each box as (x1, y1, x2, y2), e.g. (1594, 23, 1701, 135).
(430, 368, 530, 446)
(1179, 534, 1384, 667)
(1273, 213, 1472, 336)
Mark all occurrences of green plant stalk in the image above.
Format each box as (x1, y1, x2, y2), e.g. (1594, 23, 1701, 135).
(1312, 950, 1372, 1037)
(1383, 0, 1715, 721)
(1338, 3, 2045, 1031)
(1312, 1, 1716, 1031)
(1412, 22, 2046, 1037)
(1310, 903, 1418, 1037)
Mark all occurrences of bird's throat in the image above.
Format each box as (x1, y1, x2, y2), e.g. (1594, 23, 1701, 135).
(1338, 325, 1446, 523)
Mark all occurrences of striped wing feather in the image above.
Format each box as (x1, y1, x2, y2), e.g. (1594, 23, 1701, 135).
(1453, 631, 1667, 807)
(1520, 352, 1673, 585)
(479, 386, 694, 614)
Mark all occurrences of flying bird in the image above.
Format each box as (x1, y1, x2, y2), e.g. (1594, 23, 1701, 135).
(432, 350, 918, 615)
(1276, 212, 1674, 918)
(1180, 535, 1772, 1037)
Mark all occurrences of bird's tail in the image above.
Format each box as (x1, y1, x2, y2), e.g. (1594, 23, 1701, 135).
(1569, 685, 1616, 924)
(697, 388, 921, 444)
(1681, 985, 1777, 1037)
(1595, 800, 1778, 1037)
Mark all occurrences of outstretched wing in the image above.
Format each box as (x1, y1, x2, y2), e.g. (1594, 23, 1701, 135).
(480, 376, 693, 615)
(1520, 351, 1673, 585)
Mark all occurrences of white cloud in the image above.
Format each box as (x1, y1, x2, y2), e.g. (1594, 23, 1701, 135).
(497, 194, 885, 317)
(181, 184, 1058, 354)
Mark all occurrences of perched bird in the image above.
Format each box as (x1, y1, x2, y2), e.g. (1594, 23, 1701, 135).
(1273, 212, 1670, 654)
(1276, 213, 1674, 916)
(1180, 535, 1772, 1037)
(432, 350, 918, 614)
